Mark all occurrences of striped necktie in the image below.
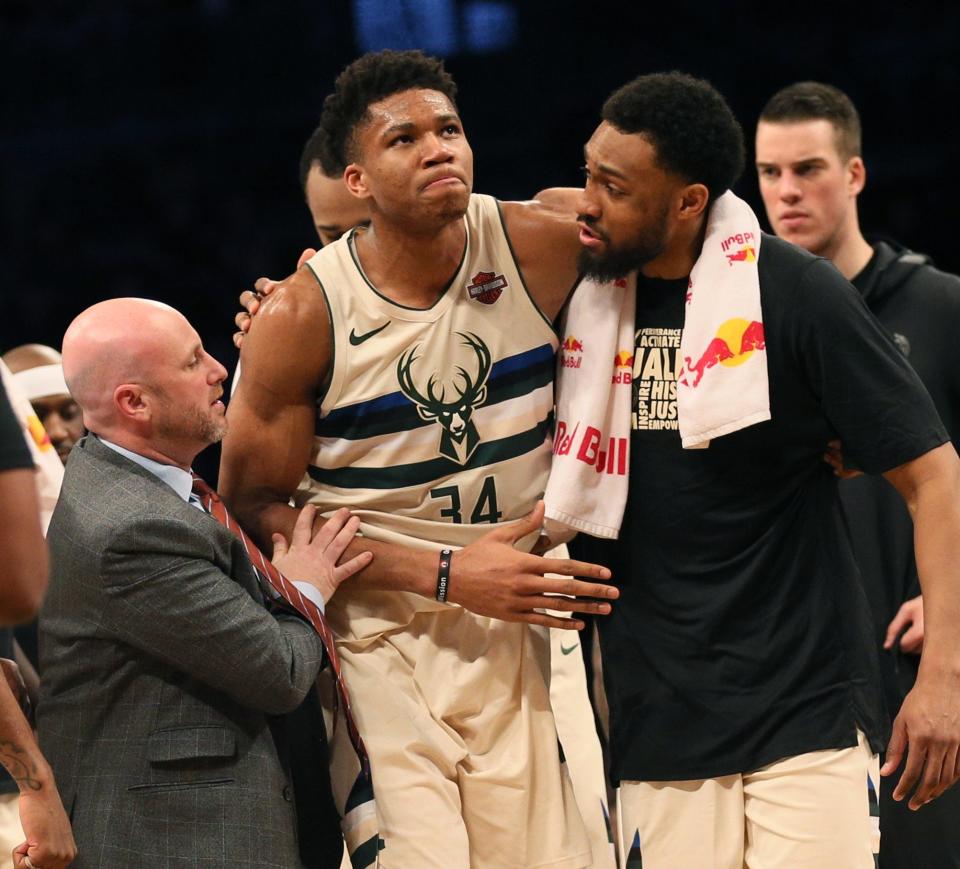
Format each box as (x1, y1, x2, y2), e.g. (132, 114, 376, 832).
(191, 474, 369, 775)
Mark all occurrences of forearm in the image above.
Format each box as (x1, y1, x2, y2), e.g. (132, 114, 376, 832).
(252, 496, 436, 598)
(0, 678, 77, 867)
(0, 468, 48, 622)
(0, 678, 52, 795)
(246, 496, 618, 626)
(911, 479, 960, 674)
(337, 535, 435, 597)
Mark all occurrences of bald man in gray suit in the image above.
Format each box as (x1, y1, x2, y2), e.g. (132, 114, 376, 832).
(37, 298, 371, 868)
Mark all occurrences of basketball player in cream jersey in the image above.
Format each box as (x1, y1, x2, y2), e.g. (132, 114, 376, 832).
(234, 123, 616, 869)
(220, 51, 617, 869)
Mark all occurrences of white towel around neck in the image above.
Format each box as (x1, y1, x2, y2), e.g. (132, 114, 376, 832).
(543, 191, 769, 539)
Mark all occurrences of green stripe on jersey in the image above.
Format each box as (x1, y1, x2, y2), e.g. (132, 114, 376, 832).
(309, 417, 552, 490)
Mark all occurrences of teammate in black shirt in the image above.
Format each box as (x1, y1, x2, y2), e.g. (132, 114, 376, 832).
(569, 72, 960, 868)
(756, 80, 960, 869)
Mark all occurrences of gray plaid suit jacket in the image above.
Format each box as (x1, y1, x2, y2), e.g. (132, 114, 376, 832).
(37, 435, 325, 868)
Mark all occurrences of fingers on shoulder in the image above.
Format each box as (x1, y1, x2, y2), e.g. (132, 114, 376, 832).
(255, 267, 329, 331)
(242, 273, 331, 381)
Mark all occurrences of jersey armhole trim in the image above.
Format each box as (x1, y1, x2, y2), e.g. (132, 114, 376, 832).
(494, 198, 561, 340)
(305, 261, 338, 416)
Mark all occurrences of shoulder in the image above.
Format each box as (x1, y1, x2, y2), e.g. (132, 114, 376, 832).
(887, 246, 960, 309)
(56, 441, 211, 547)
(497, 197, 581, 319)
(758, 234, 854, 316)
(254, 263, 330, 333)
(240, 263, 331, 394)
(56, 439, 146, 519)
(757, 233, 824, 280)
(499, 197, 580, 242)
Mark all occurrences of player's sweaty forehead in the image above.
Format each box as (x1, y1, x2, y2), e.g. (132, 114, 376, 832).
(363, 88, 460, 142)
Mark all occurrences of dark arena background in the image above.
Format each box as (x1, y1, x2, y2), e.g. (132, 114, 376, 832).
(3, 1, 958, 478)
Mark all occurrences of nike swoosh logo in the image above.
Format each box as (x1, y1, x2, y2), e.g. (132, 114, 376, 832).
(349, 322, 390, 345)
(560, 643, 579, 656)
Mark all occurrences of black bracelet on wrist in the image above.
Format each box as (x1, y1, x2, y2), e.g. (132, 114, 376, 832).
(436, 548, 452, 602)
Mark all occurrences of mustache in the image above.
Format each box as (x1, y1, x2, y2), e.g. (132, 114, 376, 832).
(577, 214, 609, 243)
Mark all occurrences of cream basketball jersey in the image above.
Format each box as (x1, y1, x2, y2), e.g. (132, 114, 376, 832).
(299, 194, 558, 640)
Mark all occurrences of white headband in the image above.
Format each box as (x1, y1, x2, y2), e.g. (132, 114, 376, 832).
(11, 364, 70, 401)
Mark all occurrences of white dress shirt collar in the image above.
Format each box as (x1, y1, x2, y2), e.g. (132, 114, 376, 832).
(97, 436, 194, 503)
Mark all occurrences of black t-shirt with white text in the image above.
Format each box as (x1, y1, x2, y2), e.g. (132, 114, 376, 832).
(585, 235, 947, 783)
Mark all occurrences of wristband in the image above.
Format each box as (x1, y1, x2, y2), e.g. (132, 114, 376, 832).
(436, 549, 452, 602)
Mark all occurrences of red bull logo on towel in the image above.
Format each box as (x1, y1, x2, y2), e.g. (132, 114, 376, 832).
(553, 420, 628, 476)
(561, 335, 584, 368)
(612, 350, 634, 385)
(679, 318, 765, 388)
(725, 246, 756, 265)
(721, 231, 757, 266)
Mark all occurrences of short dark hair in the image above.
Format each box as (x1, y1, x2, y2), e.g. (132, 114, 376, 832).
(298, 124, 340, 191)
(318, 49, 458, 171)
(759, 82, 861, 161)
(602, 72, 745, 201)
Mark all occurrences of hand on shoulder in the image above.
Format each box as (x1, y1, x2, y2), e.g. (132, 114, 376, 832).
(233, 247, 319, 347)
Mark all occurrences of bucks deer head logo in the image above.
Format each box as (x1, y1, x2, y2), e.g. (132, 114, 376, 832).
(396, 332, 492, 464)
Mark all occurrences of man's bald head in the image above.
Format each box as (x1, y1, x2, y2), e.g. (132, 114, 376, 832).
(62, 298, 228, 468)
(63, 299, 180, 425)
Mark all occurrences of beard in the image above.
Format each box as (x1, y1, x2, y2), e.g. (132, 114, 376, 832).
(577, 203, 670, 282)
(196, 410, 228, 446)
(155, 401, 228, 448)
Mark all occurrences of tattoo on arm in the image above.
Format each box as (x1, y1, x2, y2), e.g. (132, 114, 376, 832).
(0, 740, 41, 791)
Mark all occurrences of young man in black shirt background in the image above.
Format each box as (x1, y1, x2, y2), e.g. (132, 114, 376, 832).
(756, 80, 960, 869)
(571, 72, 960, 868)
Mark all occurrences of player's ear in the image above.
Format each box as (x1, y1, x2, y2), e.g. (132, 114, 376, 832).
(847, 156, 866, 197)
(344, 163, 372, 201)
(677, 183, 709, 222)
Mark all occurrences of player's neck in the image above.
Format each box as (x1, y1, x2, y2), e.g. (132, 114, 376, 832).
(641, 217, 706, 281)
(823, 221, 874, 282)
(354, 219, 467, 308)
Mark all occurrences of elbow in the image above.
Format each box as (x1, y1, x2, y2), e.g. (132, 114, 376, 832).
(258, 668, 317, 715)
(221, 487, 275, 537)
(261, 686, 311, 717)
(254, 638, 324, 715)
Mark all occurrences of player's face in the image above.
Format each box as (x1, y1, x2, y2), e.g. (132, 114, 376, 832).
(305, 165, 370, 246)
(755, 119, 863, 258)
(346, 88, 473, 228)
(576, 122, 678, 281)
(31, 394, 84, 463)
